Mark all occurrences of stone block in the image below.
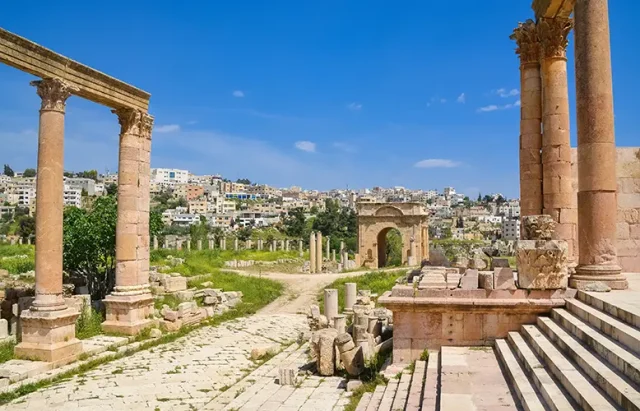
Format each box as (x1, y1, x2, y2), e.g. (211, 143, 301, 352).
(251, 344, 280, 360)
(163, 310, 179, 322)
(445, 272, 461, 289)
(419, 271, 447, 289)
(522, 215, 555, 240)
(516, 239, 568, 290)
(494, 267, 516, 290)
(278, 366, 298, 386)
(316, 328, 338, 376)
(0, 319, 7, 339)
(175, 290, 194, 302)
(203, 296, 217, 305)
(177, 302, 194, 318)
(491, 258, 510, 269)
(162, 276, 187, 292)
(479, 272, 494, 290)
(347, 380, 363, 392)
(469, 258, 487, 270)
(459, 269, 479, 290)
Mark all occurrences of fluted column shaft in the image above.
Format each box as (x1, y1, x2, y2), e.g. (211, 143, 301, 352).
(572, 0, 626, 288)
(538, 17, 577, 257)
(511, 20, 543, 222)
(32, 78, 76, 311)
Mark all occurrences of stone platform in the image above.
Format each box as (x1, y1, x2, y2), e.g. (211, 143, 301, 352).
(378, 285, 575, 363)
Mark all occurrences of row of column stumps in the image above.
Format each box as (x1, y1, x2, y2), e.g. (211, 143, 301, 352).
(323, 282, 357, 323)
(152, 237, 303, 254)
(308, 232, 346, 273)
(512, 0, 626, 289)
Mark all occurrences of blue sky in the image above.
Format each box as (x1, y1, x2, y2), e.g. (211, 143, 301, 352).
(1, 1, 639, 198)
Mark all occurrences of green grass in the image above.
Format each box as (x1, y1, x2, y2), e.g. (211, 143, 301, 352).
(0, 244, 35, 274)
(151, 249, 303, 276)
(154, 294, 182, 311)
(0, 340, 15, 364)
(318, 269, 406, 312)
(75, 308, 105, 340)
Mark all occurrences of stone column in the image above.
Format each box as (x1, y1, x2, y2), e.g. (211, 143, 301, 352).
(258, 239, 263, 250)
(326, 236, 330, 261)
(209, 238, 214, 250)
(538, 17, 577, 257)
(153, 236, 159, 250)
(340, 241, 345, 264)
(285, 239, 290, 251)
(186, 238, 191, 252)
(103, 108, 154, 335)
(309, 232, 316, 274)
(511, 20, 544, 222)
(298, 239, 303, 257)
(571, 0, 626, 289)
(234, 237, 239, 251)
(177, 239, 182, 250)
(323, 289, 338, 322)
(16, 78, 82, 362)
(316, 232, 323, 273)
(332, 249, 336, 262)
(246, 239, 252, 249)
(197, 239, 202, 251)
(344, 283, 357, 312)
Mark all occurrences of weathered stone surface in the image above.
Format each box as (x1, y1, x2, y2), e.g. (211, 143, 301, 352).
(250, 344, 280, 360)
(346, 380, 363, 392)
(469, 258, 487, 270)
(517, 239, 569, 289)
(582, 281, 611, 292)
(522, 215, 556, 240)
(419, 269, 447, 289)
(316, 328, 338, 376)
(162, 276, 187, 292)
(175, 290, 194, 302)
(479, 272, 494, 290)
(149, 328, 162, 338)
(446, 272, 461, 289)
(459, 269, 479, 290)
(494, 267, 516, 290)
(491, 258, 510, 269)
(336, 333, 365, 377)
(278, 366, 298, 386)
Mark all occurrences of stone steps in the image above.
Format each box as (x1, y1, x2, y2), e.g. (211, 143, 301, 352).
(577, 290, 640, 328)
(365, 385, 386, 411)
(521, 324, 618, 411)
(494, 338, 547, 411)
(405, 360, 426, 411)
(355, 392, 373, 411)
(376, 377, 399, 411)
(421, 352, 439, 411)
(565, 298, 640, 356)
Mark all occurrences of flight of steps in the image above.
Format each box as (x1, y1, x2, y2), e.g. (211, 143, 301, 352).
(496, 290, 640, 411)
(355, 352, 439, 411)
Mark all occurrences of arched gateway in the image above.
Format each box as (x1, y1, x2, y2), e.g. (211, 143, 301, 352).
(356, 202, 429, 268)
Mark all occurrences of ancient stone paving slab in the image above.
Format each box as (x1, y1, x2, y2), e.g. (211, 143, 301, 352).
(0, 314, 308, 411)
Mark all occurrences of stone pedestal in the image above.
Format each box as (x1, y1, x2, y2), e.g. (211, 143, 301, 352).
(517, 240, 569, 289)
(15, 307, 81, 363)
(102, 292, 154, 335)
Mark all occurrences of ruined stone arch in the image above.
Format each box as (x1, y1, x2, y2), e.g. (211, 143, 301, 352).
(356, 202, 429, 268)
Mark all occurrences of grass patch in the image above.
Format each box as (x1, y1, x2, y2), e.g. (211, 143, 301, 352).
(75, 308, 104, 340)
(343, 352, 390, 411)
(0, 340, 15, 364)
(151, 249, 302, 276)
(154, 294, 182, 311)
(318, 269, 406, 312)
(0, 244, 35, 274)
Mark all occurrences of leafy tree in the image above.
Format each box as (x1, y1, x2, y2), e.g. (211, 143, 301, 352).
(149, 210, 164, 240)
(312, 199, 357, 251)
(235, 178, 251, 185)
(14, 207, 29, 217)
(3, 164, 14, 177)
(189, 219, 210, 249)
(384, 229, 403, 267)
(282, 207, 307, 238)
(64, 171, 74, 178)
(309, 205, 319, 215)
(477, 193, 482, 202)
(496, 195, 506, 205)
(236, 226, 252, 242)
(17, 216, 35, 240)
(23, 168, 36, 178)
(76, 170, 98, 181)
(1, 212, 11, 223)
(483, 194, 493, 203)
(105, 183, 118, 196)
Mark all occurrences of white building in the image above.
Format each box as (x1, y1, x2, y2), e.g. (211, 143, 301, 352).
(444, 186, 456, 199)
(63, 185, 82, 208)
(151, 168, 189, 186)
(502, 218, 521, 241)
(172, 214, 200, 226)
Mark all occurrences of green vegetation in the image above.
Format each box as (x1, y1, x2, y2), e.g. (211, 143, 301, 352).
(75, 308, 105, 340)
(431, 239, 484, 262)
(343, 352, 390, 411)
(383, 229, 403, 267)
(318, 269, 406, 312)
(0, 245, 35, 274)
(154, 294, 182, 311)
(151, 249, 302, 275)
(0, 340, 16, 364)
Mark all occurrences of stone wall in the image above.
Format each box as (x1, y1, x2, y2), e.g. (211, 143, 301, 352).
(571, 147, 640, 272)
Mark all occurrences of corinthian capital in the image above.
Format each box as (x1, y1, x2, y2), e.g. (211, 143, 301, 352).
(30, 78, 77, 112)
(510, 19, 540, 65)
(537, 17, 574, 60)
(112, 108, 154, 139)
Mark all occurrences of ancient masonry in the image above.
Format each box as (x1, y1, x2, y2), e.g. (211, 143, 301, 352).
(0, 28, 153, 362)
(511, 0, 628, 289)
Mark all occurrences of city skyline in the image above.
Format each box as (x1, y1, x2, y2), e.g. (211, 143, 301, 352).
(1, 1, 639, 199)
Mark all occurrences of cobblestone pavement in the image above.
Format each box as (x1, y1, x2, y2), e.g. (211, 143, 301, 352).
(0, 270, 369, 410)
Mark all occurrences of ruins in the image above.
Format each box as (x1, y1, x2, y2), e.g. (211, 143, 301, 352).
(355, 202, 428, 268)
(0, 28, 154, 361)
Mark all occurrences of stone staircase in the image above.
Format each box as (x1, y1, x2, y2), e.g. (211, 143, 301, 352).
(355, 290, 640, 410)
(496, 290, 640, 411)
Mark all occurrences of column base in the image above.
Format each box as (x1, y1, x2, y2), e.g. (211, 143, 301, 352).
(570, 264, 628, 290)
(15, 307, 82, 363)
(102, 293, 154, 335)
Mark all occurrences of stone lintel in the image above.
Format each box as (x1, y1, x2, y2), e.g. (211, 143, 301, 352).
(532, 0, 576, 20)
(0, 28, 150, 111)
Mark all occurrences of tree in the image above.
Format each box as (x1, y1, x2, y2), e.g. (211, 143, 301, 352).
(14, 207, 29, 217)
(17, 216, 35, 240)
(282, 208, 307, 238)
(235, 178, 251, 185)
(77, 170, 98, 181)
(3, 164, 14, 177)
(149, 210, 164, 241)
(23, 168, 36, 178)
(496, 195, 506, 205)
(384, 229, 403, 267)
(105, 183, 118, 196)
(236, 226, 252, 242)
(189, 219, 210, 249)
(477, 193, 482, 202)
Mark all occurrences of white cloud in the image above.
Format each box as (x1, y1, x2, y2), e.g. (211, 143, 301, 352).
(347, 102, 362, 111)
(457, 93, 466, 103)
(414, 159, 461, 168)
(495, 88, 520, 98)
(232, 90, 245, 98)
(440, 98, 447, 104)
(294, 140, 316, 153)
(515, 99, 521, 106)
(154, 124, 181, 133)
(477, 105, 499, 112)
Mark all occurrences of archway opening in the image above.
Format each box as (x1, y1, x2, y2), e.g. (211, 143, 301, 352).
(377, 227, 403, 268)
